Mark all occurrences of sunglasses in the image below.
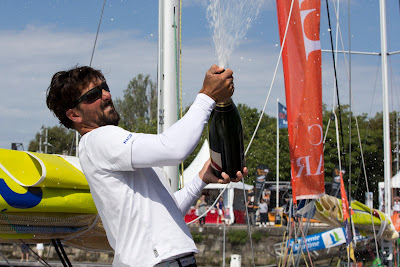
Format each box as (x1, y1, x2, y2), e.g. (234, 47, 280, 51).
(73, 82, 110, 107)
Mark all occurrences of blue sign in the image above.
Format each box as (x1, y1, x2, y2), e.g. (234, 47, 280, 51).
(287, 227, 368, 253)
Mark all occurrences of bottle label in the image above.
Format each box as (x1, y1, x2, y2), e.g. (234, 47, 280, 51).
(210, 149, 223, 173)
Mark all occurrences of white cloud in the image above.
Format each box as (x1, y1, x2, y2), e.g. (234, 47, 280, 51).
(0, 18, 398, 150)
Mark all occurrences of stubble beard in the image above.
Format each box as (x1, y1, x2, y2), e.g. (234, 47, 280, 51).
(99, 101, 120, 126)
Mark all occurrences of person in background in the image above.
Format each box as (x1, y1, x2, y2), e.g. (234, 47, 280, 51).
(224, 206, 231, 225)
(259, 198, 269, 227)
(196, 194, 207, 227)
(46, 64, 248, 267)
(20, 244, 29, 262)
(394, 200, 400, 214)
(36, 243, 44, 258)
(216, 197, 224, 224)
(246, 195, 255, 226)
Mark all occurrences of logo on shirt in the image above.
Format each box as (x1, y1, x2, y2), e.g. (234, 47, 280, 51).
(153, 248, 159, 257)
(123, 134, 133, 144)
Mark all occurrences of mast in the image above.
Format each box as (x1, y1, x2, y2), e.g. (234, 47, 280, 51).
(380, 0, 391, 217)
(157, 0, 181, 192)
(380, 0, 393, 265)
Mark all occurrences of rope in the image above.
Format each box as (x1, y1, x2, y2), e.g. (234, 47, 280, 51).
(186, 185, 228, 225)
(242, 181, 255, 267)
(278, 230, 286, 267)
(329, 0, 381, 260)
(244, 0, 295, 156)
(353, 92, 381, 260)
(89, 0, 106, 67)
(324, 0, 347, 171)
(19, 240, 52, 267)
(51, 239, 67, 267)
(298, 218, 314, 267)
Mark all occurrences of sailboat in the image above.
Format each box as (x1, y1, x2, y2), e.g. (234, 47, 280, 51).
(273, 0, 399, 266)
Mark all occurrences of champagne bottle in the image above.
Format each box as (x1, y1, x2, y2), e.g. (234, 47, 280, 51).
(209, 99, 245, 178)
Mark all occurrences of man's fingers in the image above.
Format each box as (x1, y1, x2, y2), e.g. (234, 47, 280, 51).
(217, 172, 230, 184)
(210, 65, 225, 74)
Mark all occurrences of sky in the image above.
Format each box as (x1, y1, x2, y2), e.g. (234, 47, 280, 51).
(0, 0, 399, 150)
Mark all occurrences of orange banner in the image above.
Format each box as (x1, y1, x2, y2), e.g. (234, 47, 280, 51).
(276, 0, 325, 201)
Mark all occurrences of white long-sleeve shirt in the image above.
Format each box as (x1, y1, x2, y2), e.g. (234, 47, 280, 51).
(79, 93, 215, 267)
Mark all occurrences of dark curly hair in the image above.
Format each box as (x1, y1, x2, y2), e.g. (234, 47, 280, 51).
(46, 66, 105, 129)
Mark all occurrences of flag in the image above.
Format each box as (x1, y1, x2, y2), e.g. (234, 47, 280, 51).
(278, 102, 288, 129)
(339, 171, 355, 261)
(276, 0, 325, 202)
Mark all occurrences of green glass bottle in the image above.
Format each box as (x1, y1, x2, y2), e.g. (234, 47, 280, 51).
(208, 99, 245, 179)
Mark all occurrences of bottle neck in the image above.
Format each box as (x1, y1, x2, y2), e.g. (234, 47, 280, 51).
(216, 98, 232, 107)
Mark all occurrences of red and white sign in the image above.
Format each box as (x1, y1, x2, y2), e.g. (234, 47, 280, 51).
(276, 0, 325, 202)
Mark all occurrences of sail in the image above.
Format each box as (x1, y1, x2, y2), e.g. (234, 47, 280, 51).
(276, 0, 325, 201)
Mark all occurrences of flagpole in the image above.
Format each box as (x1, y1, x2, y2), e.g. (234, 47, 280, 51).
(276, 98, 279, 212)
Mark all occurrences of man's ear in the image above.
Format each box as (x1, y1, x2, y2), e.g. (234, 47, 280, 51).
(66, 108, 82, 124)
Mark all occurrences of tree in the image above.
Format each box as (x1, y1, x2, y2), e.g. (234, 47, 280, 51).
(28, 126, 76, 155)
(114, 74, 157, 133)
(182, 103, 291, 185)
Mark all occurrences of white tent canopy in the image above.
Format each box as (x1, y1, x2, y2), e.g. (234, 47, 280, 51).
(391, 171, 400, 188)
(181, 140, 253, 224)
(378, 171, 400, 211)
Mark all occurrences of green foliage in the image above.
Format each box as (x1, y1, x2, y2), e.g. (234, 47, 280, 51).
(227, 229, 248, 246)
(251, 231, 263, 243)
(31, 71, 397, 209)
(114, 74, 157, 133)
(28, 125, 76, 155)
(191, 231, 205, 243)
(322, 105, 394, 205)
(182, 102, 291, 186)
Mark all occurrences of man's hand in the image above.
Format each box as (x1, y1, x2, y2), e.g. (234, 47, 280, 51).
(199, 159, 248, 184)
(199, 65, 234, 103)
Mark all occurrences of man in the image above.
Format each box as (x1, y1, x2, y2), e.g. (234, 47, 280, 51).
(46, 65, 248, 267)
(247, 189, 255, 226)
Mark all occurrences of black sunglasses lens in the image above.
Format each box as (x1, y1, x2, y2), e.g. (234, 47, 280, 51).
(101, 82, 110, 92)
(85, 87, 102, 103)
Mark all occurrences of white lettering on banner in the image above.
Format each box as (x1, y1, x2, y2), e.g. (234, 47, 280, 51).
(296, 154, 323, 177)
(308, 124, 323, 146)
(298, 0, 321, 60)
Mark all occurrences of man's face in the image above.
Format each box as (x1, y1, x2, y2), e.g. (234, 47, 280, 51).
(76, 79, 120, 128)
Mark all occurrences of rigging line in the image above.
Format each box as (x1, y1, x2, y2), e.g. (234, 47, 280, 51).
(331, 0, 382, 207)
(354, 59, 381, 198)
(186, 185, 228, 225)
(68, 131, 75, 156)
(294, 200, 314, 267)
(323, 0, 341, 149)
(278, 230, 287, 267)
(89, 0, 106, 67)
(244, 0, 295, 156)
(330, 0, 358, 248)
(389, 55, 400, 118)
(353, 97, 381, 262)
(0, 249, 13, 267)
(19, 240, 52, 267)
(242, 181, 256, 267)
(56, 239, 72, 267)
(51, 239, 67, 267)
(347, 0, 357, 247)
(282, 200, 293, 266)
(282, 211, 295, 267)
(325, 0, 347, 171)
